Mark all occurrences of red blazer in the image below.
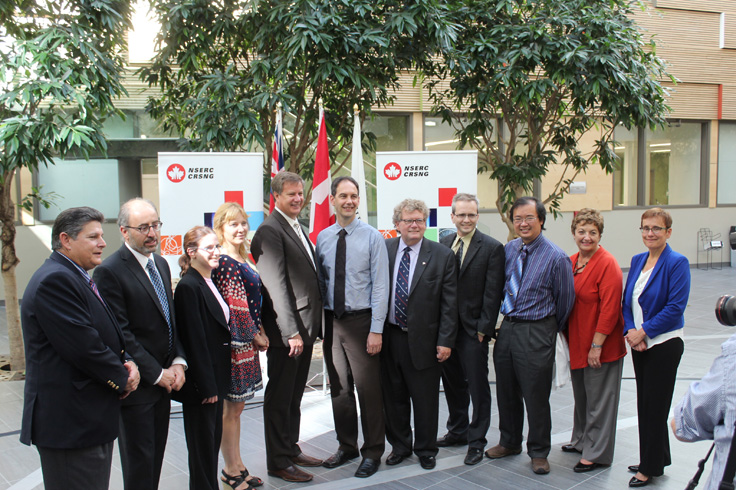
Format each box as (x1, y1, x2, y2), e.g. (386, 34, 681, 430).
(567, 246, 626, 370)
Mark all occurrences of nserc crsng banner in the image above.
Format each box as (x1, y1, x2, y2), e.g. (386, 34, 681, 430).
(157, 152, 264, 277)
(376, 151, 478, 241)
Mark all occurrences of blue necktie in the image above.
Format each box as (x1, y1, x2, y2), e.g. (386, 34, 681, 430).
(394, 247, 411, 330)
(147, 259, 173, 353)
(501, 245, 527, 316)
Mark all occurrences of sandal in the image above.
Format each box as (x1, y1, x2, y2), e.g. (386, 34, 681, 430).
(241, 468, 264, 488)
(221, 469, 251, 490)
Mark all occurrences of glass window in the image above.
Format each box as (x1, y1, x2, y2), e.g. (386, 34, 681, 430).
(613, 126, 639, 207)
(718, 122, 736, 205)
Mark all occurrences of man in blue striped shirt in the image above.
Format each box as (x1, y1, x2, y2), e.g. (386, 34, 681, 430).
(485, 197, 575, 476)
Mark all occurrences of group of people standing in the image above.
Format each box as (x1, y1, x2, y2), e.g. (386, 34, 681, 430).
(19, 169, 691, 490)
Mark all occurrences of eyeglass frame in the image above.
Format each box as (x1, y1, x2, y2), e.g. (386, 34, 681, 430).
(639, 226, 669, 234)
(124, 221, 163, 234)
(512, 216, 538, 224)
(397, 219, 426, 226)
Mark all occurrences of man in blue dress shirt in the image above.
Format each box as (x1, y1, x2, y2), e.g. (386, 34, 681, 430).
(485, 196, 575, 475)
(316, 176, 390, 478)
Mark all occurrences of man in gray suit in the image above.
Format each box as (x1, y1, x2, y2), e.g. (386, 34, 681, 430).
(437, 193, 505, 465)
(382, 198, 458, 470)
(251, 171, 324, 483)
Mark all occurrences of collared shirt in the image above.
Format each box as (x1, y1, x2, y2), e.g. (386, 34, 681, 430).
(387, 238, 423, 325)
(674, 332, 736, 490)
(316, 218, 389, 333)
(275, 206, 315, 266)
(503, 234, 574, 329)
(452, 228, 476, 266)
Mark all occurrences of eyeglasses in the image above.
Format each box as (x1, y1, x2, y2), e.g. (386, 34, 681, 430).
(198, 244, 222, 254)
(125, 221, 163, 234)
(453, 213, 478, 220)
(398, 219, 426, 226)
(640, 226, 668, 234)
(513, 216, 538, 224)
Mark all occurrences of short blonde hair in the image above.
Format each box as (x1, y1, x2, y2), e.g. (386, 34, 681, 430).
(392, 199, 429, 225)
(213, 202, 250, 259)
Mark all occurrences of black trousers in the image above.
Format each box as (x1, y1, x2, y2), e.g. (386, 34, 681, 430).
(493, 316, 557, 458)
(37, 441, 114, 490)
(182, 399, 223, 490)
(631, 337, 684, 477)
(381, 324, 442, 458)
(118, 395, 171, 490)
(324, 311, 385, 459)
(263, 343, 314, 470)
(441, 330, 492, 449)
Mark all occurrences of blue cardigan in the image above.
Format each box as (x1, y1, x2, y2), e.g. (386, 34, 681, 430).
(622, 244, 690, 338)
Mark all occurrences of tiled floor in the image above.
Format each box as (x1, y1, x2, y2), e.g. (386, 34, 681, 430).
(0, 266, 734, 489)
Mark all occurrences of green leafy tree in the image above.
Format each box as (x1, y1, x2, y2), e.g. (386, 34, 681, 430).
(140, 0, 457, 196)
(0, 0, 132, 371)
(427, 0, 674, 236)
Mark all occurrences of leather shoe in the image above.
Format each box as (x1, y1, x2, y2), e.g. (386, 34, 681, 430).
(485, 444, 522, 459)
(291, 452, 323, 467)
(464, 448, 483, 465)
(629, 476, 651, 487)
(436, 433, 467, 447)
(386, 452, 408, 466)
(531, 457, 550, 475)
(628, 465, 640, 473)
(561, 444, 582, 453)
(322, 450, 359, 469)
(354, 458, 380, 478)
(267, 465, 313, 482)
(573, 461, 602, 473)
(419, 455, 436, 470)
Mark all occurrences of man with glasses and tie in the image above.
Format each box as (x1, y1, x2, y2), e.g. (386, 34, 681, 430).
(437, 193, 505, 466)
(316, 176, 389, 478)
(485, 196, 574, 475)
(382, 198, 458, 471)
(94, 198, 186, 490)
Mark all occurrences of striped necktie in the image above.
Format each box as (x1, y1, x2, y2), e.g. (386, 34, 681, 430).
(501, 245, 527, 316)
(394, 247, 411, 330)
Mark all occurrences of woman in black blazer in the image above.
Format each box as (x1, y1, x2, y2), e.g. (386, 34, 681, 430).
(173, 226, 232, 490)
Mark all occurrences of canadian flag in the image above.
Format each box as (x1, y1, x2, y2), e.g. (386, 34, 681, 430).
(308, 106, 334, 244)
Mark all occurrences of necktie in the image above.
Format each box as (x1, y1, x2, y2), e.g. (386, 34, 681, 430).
(455, 238, 464, 271)
(333, 229, 347, 318)
(147, 259, 173, 353)
(501, 245, 527, 316)
(394, 247, 411, 330)
(293, 222, 315, 267)
(89, 278, 104, 303)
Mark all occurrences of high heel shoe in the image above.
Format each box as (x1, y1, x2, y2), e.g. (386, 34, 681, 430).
(221, 470, 251, 490)
(240, 468, 263, 488)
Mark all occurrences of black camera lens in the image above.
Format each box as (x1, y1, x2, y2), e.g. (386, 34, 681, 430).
(716, 295, 736, 327)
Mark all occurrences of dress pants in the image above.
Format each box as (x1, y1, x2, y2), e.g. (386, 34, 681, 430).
(118, 394, 171, 490)
(441, 329, 492, 449)
(182, 399, 224, 490)
(632, 337, 684, 477)
(381, 324, 442, 458)
(263, 343, 314, 470)
(324, 311, 385, 459)
(37, 441, 114, 490)
(493, 316, 557, 458)
(570, 357, 624, 464)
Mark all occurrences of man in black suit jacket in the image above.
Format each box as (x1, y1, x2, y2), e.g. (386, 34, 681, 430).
(437, 193, 505, 465)
(21, 207, 140, 490)
(94, 198, 185, 490)
(382, 198, 458, 470)
(251, 171, 324, 483)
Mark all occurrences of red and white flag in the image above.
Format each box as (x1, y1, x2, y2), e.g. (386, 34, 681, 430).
(269, 107, 285, 213)
(308, 106, 334, 244)
(351, 109, 368, 221)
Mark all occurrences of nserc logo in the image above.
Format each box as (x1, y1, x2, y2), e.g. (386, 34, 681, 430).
(166, 164, 186, 183)
(384, 162, 401, 181)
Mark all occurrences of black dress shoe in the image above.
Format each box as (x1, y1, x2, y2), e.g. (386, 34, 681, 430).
(573, 461, 602, 473)
(436, 433, 467, 447)
(464, 448, 483, 465)
(561, 444, 582, 453)
(386, 452, 408, 466)
(629, 476, 651, 487)
(628, 465, 640, 473)
(354, 458, 380, 478)
(322, 449, 359, 468)
(419, 455, 436, 470)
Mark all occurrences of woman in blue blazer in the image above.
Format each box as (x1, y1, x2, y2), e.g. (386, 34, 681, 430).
(622, 208, 690, 488)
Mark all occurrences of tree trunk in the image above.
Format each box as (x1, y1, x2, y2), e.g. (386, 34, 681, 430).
(0, 172, 24, 371)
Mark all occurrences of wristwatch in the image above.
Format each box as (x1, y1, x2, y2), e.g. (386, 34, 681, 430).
(591, 343, 603, 349)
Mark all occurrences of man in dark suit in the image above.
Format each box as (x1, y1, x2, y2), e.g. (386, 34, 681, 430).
(21, 206, 140, 490)
(382, 198, 458, 470)
(94, 198, 186, 490)
(251, 171, 324, 483)
(437, 193, 505, 465)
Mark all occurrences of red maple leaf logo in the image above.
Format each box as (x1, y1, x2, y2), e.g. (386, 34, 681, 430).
(167, 164, 185, 183)
(384, 162, 401, 181)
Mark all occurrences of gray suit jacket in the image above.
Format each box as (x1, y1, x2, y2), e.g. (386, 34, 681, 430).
(386, 237, 458, 370)
(251, 211, 323, 347)
(440, 229, 505, 339)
